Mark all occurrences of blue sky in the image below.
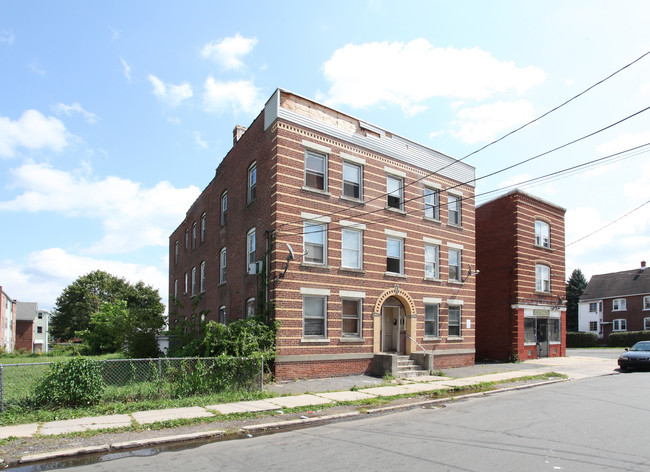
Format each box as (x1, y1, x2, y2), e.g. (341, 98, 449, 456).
(1, 0, 649, 311)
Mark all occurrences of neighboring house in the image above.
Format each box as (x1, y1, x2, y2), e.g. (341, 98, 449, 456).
(15, 302, 50, 353)
(34, 309, 50, 353)
(169, 88, 477, 380)
(578, 262, 650, 340)
(475, 190, 567, 361)
(0, 286, 17, 352)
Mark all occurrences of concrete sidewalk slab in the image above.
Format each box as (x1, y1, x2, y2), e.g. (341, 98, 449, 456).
(316, 391, 377, 402)
(132, 407, 213, 425)
(267, 394, 334, 408)
(0, 423, 38, 440)
(40, 415, 132, 436)
(408, 375, 448, 382)
(400, 382, 449, 394)
(361, 385, 411, 396)
(207, 399, 280, 414)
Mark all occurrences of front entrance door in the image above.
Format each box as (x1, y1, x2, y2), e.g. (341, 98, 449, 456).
(537, 318, 549, 357)
(381, 297, 405, 354)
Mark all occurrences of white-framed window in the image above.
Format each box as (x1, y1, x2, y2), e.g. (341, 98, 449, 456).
(191, 222, 197, 250)
(613, 298, 627, 311)
(200, 213, 207, 243)
(524, 318, 536, 343)
(191, 267, 196, 296)
(341, 298, 362, 337)
(304, 221, 327, 265)
(424, 303, 439, 337)
(220, 191, 227, 226)
(246, 298, 256, 319)
(613, 318, 627, 331)
(589, 302, 598, 313)
(174, 279, 178, 299)
(174, 241, 179, 264)
(644, 317, 650, 330)
(644, 296, 650, 310)
(535, 220, 550, 248)
(589, 321, 598, 331)
(247, 228, 256, 274)
(37, 326, 43, 334)
(449, 248, 461, 281)
(184, 272, 188, 294)
(305, 150, 327, 191)
(342, 161, 362, 199)
(248, 162, 257, 203)
(220, 247, 227, 284)
(549, 318, 561, 342)
(386, 237, 404, 274)
(424, 187, 439, 220)
(219, 305, 226, 324)
(303, 296, 327, 338)
(535, 264, 551, 292)
(200, 261, 206, 293)
(386, 175, 404, 210)
(448, 305, 461, 337)
(448, 193, 461, 225)
(341, 228, 362, 269)
(425, 244, 439, 279)
(184, 229, 189, 249)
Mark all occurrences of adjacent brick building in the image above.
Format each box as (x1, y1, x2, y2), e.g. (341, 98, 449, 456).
(475, 190, 566, 361)
(0, 286, 16, 352)
(169, 88, 477, 379)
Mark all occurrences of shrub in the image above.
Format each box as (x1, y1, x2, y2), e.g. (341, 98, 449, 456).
(35, 357, 105, 407)
(566, 331, 599, 348)
(607, 330, 650, 348)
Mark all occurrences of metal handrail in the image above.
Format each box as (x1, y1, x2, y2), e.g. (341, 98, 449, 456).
(406, 334, 426, 353)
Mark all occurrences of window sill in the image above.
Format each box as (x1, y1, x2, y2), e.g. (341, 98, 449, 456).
(612, 309, 627, 312)
(534, 244, 553, 251)
(534, 290, 552, 295)
(218, 282, 226, 287)
(301, 186, 331, 197)
(423, 216, 441, 224)
(300, 338, 330, 343)
(385, 272, 407, 279)
(384, 206, 406, 215)
(339, 337, 365, 343)
(447, 336, 464, 341)
(340, 267, 365, 274)
(340, 195, 365, 204)
(446, 223, 463, 230)
(301, 263, 332, 270)
(448, 280, 464, 285)
(423, 336, 442, 341)
(424, 277, 441, 282)
(524, 342, 537, 346)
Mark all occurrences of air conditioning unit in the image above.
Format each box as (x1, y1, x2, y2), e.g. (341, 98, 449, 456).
(249, 261, 264, 274)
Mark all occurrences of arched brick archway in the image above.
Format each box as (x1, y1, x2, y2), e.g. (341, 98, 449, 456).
(372, 286, 418, 353)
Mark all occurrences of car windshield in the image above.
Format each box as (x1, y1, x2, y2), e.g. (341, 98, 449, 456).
(630, 342, 650, 351)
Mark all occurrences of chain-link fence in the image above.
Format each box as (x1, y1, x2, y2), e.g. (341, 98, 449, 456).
(0, 356, 264, 412)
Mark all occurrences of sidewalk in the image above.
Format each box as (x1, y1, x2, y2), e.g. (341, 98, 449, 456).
(0, 355, 619, 465)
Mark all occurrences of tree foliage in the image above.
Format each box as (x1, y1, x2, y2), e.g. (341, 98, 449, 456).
(565, 268, 588, 332)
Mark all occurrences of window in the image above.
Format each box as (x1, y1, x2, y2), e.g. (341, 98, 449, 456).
(220, 247, 227, 283)
(535, 220, 550, 248)
(448, 306, 461, 337)
(247, 228, 256, 274)
(386, 175, 403, 210)
(548, 319, 560, 342)
(184, 272, 188, 294)
(174, 241, 179, 264)
(613, 298, 627, 311)
(305, 150, 327, 190)
(448, 194, 461, 225)
(304, 221, 327, 265)
(37, 326, 43, 334)
(644, 318, 650, 330)
(425, 244, 439, 279)
(535, 264, 550, 292)
(644, 296, 650, 310)
(219, 306, 226, 324)
(589, 321, 598, 331)
(589, 302, 598, 313)
(220, 192, 227, 226)
(174, 279, 178, 298)
(248, 162, 257, 203)
(200, 261, 206, 293)
(341, 228, 362, 269)
(184, 229, 189, 249)
(37, 312, 43, 319)
(191, 267, 196, 296)
(424, 187, 439, 220)
(613, 319, 627, 331)
(191, 222, 197, 250)
(246, 298, 256, 319)
(449, 249, 461, 281)
(342, 161, 362, 199)
(386, 237, 403, 274)
(341, 299, 362, 337)
(424, 304, 439, 337)
(200, 213, 207, 243)
(303, 296, 327, 338)
(524, 318, 536, 343)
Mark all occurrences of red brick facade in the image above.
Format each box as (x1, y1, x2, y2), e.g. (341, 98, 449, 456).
(170, 89, 477, 380)
(15, 320, 33, 352)
(476, 191, 566, 361)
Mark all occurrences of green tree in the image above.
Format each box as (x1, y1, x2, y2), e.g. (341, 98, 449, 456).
(77, 300, 131, 354)
(566, 268, 588, 332)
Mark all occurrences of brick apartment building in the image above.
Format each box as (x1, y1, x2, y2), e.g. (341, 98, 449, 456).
(578, 263, 650, 340)
(1, 286, 16, 352)
(475, 190, 566, 361)
(15, 302, 50, 353)
(169, 88, 477, 379)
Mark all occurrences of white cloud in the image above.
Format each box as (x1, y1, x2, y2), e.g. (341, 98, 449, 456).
(120, 57, 132, 83)
(0, 30, 14, 45)
(0, 110, 68, 158)
(623, 160, 650, 201)
(29, 60, 45, 75)
(203, 78, 262, 115)
(201, 34, 258, 70)
(0, 162, 201, 254)
(496, 173, 533, 189)
(193, 131, 208, 149)
(322, 39, 546, 113)
(0, 249, 167, 311)
(640, 82, 650, 96)
(597, 131, 650, 156)
(148, 75, 193, 107)
(451, 100, 536, 144)
(53, 102, 98, 124)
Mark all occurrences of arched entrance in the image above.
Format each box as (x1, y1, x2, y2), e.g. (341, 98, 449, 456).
(372, 286, 417, 354)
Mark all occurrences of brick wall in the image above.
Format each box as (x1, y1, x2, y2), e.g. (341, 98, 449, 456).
(15, 320, 33, 352)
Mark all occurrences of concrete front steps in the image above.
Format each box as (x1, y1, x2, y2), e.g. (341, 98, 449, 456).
(397, 355, 429, 378)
